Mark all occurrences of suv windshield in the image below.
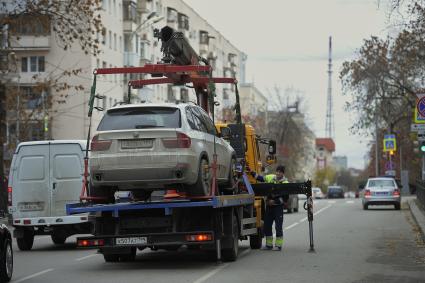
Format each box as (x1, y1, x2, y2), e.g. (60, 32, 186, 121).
(97, 107, 181, 130)
(368, 179, 395, 187)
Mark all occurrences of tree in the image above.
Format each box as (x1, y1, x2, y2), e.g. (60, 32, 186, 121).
(0, 0, 103, 212)
(313, 167, 336, 194)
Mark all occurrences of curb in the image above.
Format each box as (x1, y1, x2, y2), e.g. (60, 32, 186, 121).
(407, 199, 425, 242)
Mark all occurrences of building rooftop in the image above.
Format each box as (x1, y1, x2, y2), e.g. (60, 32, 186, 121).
(316, 138, 335, 152)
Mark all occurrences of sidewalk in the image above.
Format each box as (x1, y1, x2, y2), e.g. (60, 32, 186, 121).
(407, 198, 425, 242)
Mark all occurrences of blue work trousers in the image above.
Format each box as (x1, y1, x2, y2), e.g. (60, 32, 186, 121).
(264, 204, 284, 237)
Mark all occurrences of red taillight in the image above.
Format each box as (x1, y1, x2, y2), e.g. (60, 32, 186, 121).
(23, 219, 31, 225)
(393, 189, 400, 196)
(186, 233, 213, 242)
(91, 135, 112, 151)
(365, 190, 371, 197)
(7, 186, 12, 206)
(77, 239, 105, 247)
(162, 132, 191, 148)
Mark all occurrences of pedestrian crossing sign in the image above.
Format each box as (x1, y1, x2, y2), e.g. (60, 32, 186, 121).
(383, 134, 396, 152)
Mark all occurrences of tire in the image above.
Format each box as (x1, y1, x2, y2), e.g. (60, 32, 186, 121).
(17, 228, 34, 251)
(103, 254, 120, 262)
(189, 158, 211, 196)
(51, 233, 67, 245)
(221, 158, 237, 193)
(363, 204, 368, 210)
(293, 207, 299, 213)
(222, 214, 239, 262)
(249, 228, 263, 249)
(395, 203, 401, 210)
(0, 238, 13, 282)
(120, 248, 137, 262)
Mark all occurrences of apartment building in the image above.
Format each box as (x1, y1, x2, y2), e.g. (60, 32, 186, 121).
(239, 83, 268, 135)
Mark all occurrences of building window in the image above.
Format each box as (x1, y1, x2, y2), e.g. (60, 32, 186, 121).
(167, 7, 177, 23)
(96, 59, 100, 68)
(103, 96, 107, 111)
(119, 36, 122, 51)
(102, 61, 107, 68)
(113, 0, 116, 16)
(10, 15, 50, 35)
(178, 13, 189, 30)
(199, 30, 209, 45)
(102, 0, 107, 10)
(167, 85, 175, 102)
(21, 56, 45, 72)
(109, 30, 112, 49)
(21, 57, 27, 72)
(123, 0, 137, 22)
(102, 27, 106, 45)
(114, 33, 117, 50)
(180, 88, 189, 102)
(124, 34, 131, 52)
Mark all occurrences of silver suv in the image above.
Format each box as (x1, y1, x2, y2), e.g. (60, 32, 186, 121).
(362, 177, 401, 210)
(89, 103, 236, 197)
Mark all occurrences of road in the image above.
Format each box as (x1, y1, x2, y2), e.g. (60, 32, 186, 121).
(9, 198, 425, 283)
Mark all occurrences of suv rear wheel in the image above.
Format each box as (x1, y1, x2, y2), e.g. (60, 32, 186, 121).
(188, 158, 211, 196)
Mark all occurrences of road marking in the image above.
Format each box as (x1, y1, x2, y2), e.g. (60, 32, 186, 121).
(14, 268, 54, 283)
(192, 249, 250, 283)
(314, 205, 332, 216)
(285, 222, 299, 230)
(75, 253, 99, 261)
(328, 200, 336, 204)
(192, 263, 230, 283)
(346, 201, 354, 204)
(299, 217, 307, 223)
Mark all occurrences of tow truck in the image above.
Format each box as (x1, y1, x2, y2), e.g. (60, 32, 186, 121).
(66, 26, 314, 262)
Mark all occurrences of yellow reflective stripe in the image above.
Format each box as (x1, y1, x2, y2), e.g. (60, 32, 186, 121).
(266, 236, 273, 246)
(275, 237, 284, 247)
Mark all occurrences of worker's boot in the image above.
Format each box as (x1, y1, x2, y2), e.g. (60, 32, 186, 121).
(264, 236, 273, 250)
(274, 237, 284, 251)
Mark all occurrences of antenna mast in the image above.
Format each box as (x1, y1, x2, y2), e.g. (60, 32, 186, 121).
(325, 36, 335, 139)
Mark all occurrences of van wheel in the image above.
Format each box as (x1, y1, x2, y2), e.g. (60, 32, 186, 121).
(189, 158, 211, 196)
(17, 228, 34, 251)
(0, 238, 13, 282)
(51, 233, 67, 245)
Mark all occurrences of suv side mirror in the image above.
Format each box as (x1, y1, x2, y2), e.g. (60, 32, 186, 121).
(220, 127, 232, 139)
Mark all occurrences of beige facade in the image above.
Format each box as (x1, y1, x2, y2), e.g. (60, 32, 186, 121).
(239, 83, 268, 135)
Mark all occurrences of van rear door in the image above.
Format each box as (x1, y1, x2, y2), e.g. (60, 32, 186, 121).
(12, 144, 50, 218)
(50, 143, 84, 217)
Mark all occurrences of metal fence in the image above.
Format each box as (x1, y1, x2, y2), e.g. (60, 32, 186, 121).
(416, 180, 425, 209)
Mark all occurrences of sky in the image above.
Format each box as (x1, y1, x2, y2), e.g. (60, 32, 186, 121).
(184, 0, 395, 169)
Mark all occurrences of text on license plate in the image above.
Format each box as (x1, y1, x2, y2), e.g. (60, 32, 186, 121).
(116, 237, 147, 245)
(121, 139, 153, 149)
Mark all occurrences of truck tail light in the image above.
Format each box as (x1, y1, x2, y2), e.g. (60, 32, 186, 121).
(91, 135, 112, 151)
(186, 233, 212, 242)
(162, 132, 191, 148)
(77, 238, 105, 247)
(7, 186, 12, 206)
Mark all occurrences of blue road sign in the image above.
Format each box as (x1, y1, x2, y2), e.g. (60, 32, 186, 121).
(418, 97, 425, 117)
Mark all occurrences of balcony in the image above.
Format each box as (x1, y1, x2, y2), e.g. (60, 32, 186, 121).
(123, 21, 138, 33)
(10, 35, 50, 51)
(137, 0, 151, 13)
(124, 52, 141, 67)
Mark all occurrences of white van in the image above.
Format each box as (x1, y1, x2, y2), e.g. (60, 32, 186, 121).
(8, 140, 92, 250)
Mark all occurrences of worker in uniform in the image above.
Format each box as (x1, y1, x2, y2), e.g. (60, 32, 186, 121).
(250, 165, 288, 251)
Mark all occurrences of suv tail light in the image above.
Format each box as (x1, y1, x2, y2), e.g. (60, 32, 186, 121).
(364, 189, 371, 197)
(393, 188, 400, 196)
(7, 186, 12, 206)
(91, 135, 112, 151)
(162, 132, 191, 148)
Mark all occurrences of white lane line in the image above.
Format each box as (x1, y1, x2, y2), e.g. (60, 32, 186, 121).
(285, 222, 299, 230)
(314, 205, 332, 216)
(14, 268, 54, 283)
(192, 263, 230, 283)
(346, 201, 354, 204)
(75, 253, 99, 261)
(299, 217, 307, 223)
(192, 249, 250, 283)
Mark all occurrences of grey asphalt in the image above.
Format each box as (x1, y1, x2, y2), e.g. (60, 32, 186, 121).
(8, 198, 425, 283)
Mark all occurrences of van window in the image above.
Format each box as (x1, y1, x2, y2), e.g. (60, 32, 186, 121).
(98, 107, 181, 130)
(53, 155, 82, 179)
(18, 156, 45, 181)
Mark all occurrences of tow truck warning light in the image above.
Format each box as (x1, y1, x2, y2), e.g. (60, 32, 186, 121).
(186, 234, 212, 242)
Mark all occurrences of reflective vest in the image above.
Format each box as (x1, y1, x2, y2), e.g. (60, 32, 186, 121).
(264, 174, 289, 184)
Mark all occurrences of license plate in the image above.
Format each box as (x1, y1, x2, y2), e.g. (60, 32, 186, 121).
(18, 202, 44, 211)
(375, 192, 388, 195)
(116, 237, 147, 245)
(121, 139, 153, 149)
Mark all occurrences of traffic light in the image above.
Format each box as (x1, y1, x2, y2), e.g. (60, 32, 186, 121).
(421, 141, 425, 152)
(389, 150, 394, 156)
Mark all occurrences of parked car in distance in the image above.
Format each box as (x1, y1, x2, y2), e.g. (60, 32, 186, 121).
(90, 103, 236, 198)
(0, 224, 13, 282)
(362, 177, 401, 210)
(285, 194, 299, 213)
(312, 187, 324, 199)
(327, 186, 344, 199)
(8, 141, 92, 251)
